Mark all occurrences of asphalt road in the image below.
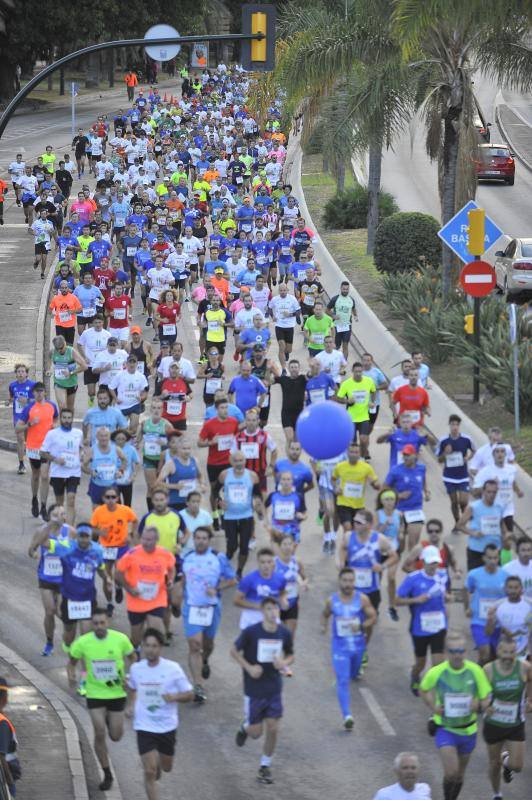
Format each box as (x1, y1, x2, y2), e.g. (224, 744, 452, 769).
(0, 85, 531, 800)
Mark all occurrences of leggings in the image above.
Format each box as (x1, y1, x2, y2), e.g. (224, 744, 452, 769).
(331, 646, 365, 716)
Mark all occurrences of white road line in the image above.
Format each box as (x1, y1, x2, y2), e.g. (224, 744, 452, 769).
(358, 687, 396, 736)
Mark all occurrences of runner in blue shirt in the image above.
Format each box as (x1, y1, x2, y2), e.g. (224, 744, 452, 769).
(305, 360, 336, 404)
(274, 226, 294, 282)
(274, 441, 314, 494)
(73, 274, 105, 333)
(384, 446, 430, 548)
(361, 352, 388, 433)
(396, 545, 451, 696)
(87, 234, 112, 267)
(238, 325, 271, 360)
(376, 412, 432, 468)
(182, 526, 236, 701)
(8, 363, 35, 474)
(233, 548, 288, 630)
(82, 389, 128, 445)
(437, 414, 475, 530)
(57, 226, 78, 259)
(464, 543, 506, 664)
(228, 364, 267, 413)
(266, 471, 307, 544)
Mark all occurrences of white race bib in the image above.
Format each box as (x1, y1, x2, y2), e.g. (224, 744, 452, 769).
(138, 683, 164, 710)
(166, 399, 183, 416)
(309, 389, 326, 404)
(217, 435, 233, 451)
(285, 582, 299, 600)
(144, 439, 161, 457)
(113, 308, 126, 320)
(420, 610, 445, 633)
(404, 509, 425, 524)
(241, 442, 259, 459)
(353, 391, 367, 405)
(91, 659, 118, 681)
(96, 464, 116, 482)
(407, 410, 421, 424)
(207, 320, 220, 331)
(444, 693, 472, 719)
(188, 605, 214, 626)
(54, 365, 69, 380)
(310, 333, 324, 345)
(335, 321, 350, 333)
(43, 556, 62, 577)
(480, 516, 500, 536)
(490, 699, 519, 725)
(58, 311, 72, 323)
(162, 323, 176, 336)
(102, 546, 119, 561)
(336, 617, 360, 637)
(478, 597, 498, 620)
(67, 599, 92, 620)
(274, 500, 295, 521)
(354, 568, 372, 589)
(343, 482, 363, 499)
(27, 448, 41, 460)
(228, 485, 248, 505)
(205, 378, 222, 394)
(257, 639, 283, 663)
(82, 306, 96, 318)
(62, 451, 79, 469)
(137, 580, 159, 600)
(126, 246, 137, 256)
(178, 479, 197, 496)
(445, 452, 464, 468)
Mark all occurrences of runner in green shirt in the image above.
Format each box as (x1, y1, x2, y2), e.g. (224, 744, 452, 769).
(336, 362, 376, 458)
(420, 633, 492, 800)
(303, 300, 335, 355)
(76, 226, 95, 270)
(68, 608, 135, 792)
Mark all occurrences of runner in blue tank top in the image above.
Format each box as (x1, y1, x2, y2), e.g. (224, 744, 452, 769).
(219, 451, 261, 576)
(274, 535, 308, 640)
(321, 568, 377, 730)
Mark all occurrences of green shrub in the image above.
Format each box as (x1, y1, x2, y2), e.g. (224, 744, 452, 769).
(322, 185, 398, 229)
(374, 212, 441, 273)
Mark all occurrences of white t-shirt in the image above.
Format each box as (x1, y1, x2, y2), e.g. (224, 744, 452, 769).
(165, 252, 190, 276)
(147, 267, 175, 299)
(90, 136, 103, 156)
(78, 328, 112, 366)
(128, 658, 192, 733)
(315, 349, 347, 383)
(373, 783, 432, 800)
(250, 287, 272, 314)
(473, 463, 517, 516)
(158, 356, 196, 382)
(31, 219, 54, 247)
(8, 161, 25, 178)
(109, 371, 148, 410)
(235, 307, 265, 331)
(181, 236, 203, 264)
(96, 161, 114, 180)
(495, 598, 532, 656)
(503, 559, 532, 602)
(469, 442, 515, 472)
(268, 294, 300, 328)
(93, 348, 128, 384)
(41, 427, 83, 478)
(17, 174, 39, 194)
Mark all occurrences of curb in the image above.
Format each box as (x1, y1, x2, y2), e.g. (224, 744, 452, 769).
(495, 103, 532, 173)
(0, 642, 89, 800)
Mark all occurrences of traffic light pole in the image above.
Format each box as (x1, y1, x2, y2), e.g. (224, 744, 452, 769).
(0, 32, 263, 140)
(473, 295, 481, 403)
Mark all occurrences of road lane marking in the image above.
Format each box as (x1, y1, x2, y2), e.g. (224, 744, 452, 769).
(358, 687, 396, 736)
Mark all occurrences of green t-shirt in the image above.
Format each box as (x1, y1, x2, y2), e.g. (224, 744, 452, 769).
(53, 346, 78, 389)
(337, 376, 376, 422)
(76, 235, 94, 264)
(303, 314, 334, 352)
(420, 659, 492, 735)
(70, 630, 134, 700)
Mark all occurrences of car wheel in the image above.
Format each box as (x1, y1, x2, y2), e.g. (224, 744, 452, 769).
(506, 177, 515, 186)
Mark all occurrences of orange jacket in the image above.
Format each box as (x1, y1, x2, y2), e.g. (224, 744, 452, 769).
(0, 178, 7, 202)
(125, 72, 138, 87)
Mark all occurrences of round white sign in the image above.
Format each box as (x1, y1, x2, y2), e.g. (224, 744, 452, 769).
(144, 24, 181, 62)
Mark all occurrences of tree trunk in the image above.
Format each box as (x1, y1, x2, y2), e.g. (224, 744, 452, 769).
(322, 154, 329, 173)
(108, 49, 114, 87)
(0, 53, 17, 102)
(336, 161, 346, 193)
(59, 68, 65, 96)
(440, 115, 459, 299)
(366, 136, 382, 255)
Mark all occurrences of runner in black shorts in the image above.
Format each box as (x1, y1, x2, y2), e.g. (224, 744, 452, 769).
(272, 360, 306, 444)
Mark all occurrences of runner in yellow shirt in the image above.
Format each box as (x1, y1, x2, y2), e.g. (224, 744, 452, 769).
(336, 362, 376, 458)
(332, 442, 380, 532)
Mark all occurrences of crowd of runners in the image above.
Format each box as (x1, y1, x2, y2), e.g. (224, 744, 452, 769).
(1, 61, 531, 800)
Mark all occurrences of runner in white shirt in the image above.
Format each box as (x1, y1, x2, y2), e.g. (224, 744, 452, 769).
(473, 445, 523, 528)
(109, 356, 149, 434)
(315, 336, 347, 384)
(127, 628, 194, 800)
(40, 408, 83, 524)
(469, 427, 515, 474)
(503, 537, 532, 602)
(8, 154, 25, 202)
(372, 753, 432, 800)
(158, 348, 196, 383)
(147, 257, 175, 327)
(487, 576, 532, 657)
(234, 301, 265, 332)
(92, 339, 128, 388)
(250, 277, 272, 315)
(268, 284, 300, 369)
(181, 227, 204, 283)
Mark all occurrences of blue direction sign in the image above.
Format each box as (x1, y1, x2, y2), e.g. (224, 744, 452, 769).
(438, 200, 504, 263)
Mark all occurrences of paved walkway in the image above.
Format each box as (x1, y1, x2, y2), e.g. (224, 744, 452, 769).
(497, 103, 532, 170)
(0, 656, 73, 800)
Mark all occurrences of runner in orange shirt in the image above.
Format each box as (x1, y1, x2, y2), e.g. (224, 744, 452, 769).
(115, 527, 175, 646)
(49, 283, 82, 345)
(211, 268, 230, 305)
(124, 70, 138, 102)
(15, 382, 58, 519)
(0, 176, 7, 224)
(90, 490, 137, 615)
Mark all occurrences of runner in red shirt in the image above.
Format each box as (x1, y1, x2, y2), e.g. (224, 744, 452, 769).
(392, 369, 430, 428)
(93, 258, 115, 301)
(154, 289, 181, 346)
(197, 398, 239, 529)
(160, 363, 192, 431)
(105, 282, 132, 344)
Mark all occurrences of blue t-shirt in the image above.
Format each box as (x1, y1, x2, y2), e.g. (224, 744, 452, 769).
(385, 428, 428, 468)
(266, 491, 305, 540)
(362, 367, 386, 406)
(237, 569, 287, 605)
(305, 373, 336, 404)
(183, 548, 235, 606)
(116, 442, 139, 486)
(73, 285, 103, 311)
(397, 569, 449, 636)
(204, 403, 244, 423)
(237, 269, 262, 287)
(274, 459, 313, 493)
(83, 406, 128, 444)
(52, 540, 104, 601)
(437, 435, 473, 483)
(87, 239, 112, 267)
(58, 235, 78, 259)
(384, 462, 426, 511)
(228, 374, 267, 413)
(204, 259, 227, 275)
(275, 237, 293, 264)
(239, 327, 271, 359)
(9, 379, 35, 422)
(465, 567, 507, 627)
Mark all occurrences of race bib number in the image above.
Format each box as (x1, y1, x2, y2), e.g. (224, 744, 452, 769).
(336, 617, 360, 637)
(236, 176, 244, 184)
(354, 568, 372, 589)
(91, 659, 118, 681)
(96, 464, 116, 481)
(497, 486, 512, 506)
(480, 516, 500, 536)
(67, 599, 92, 619)
(478, 597, 498, 620)
(285, 582, 299, 600)
(241, 442, 259, 459)
(420, 610, 445, 633)
(343, 482, 363, 499)
(309, 389, 326, 404)
(166, 399, 183, 416)
(178, 479, 197, 496)
(207, 320, 220, 331)
(137, 581, 159, 601)
(162, 324, 176, 336)
(157, 217, 166, 226)
(58, 311, 72, 323)
(102, 546, 119, 561)
(490, 699, 518, 725)
(27, 448, 40, 460)
(353, 391, 367, 405)
(82, 306, 96, 318)
(274, 501, 295, 521)
(217, 435, 233, 451)
(406, 410, 421, 424)
(126, 246, 137, 256)
(62, 451, 79, 469)
(444, 693, 472, 719)
(257, 639, 283, 663)
(228, 485, 248, 505)
(136, 361, 145, 374)
(43, 556, 62, 577)
(188, 605, 214, 626)
(54, 365, 69, 380)
(445, 452, 464, 468)
(335, 322, 350, 333)
(205, 378, 222, 394)
(122, 389, 139, 405)
(144, 439, 161, 457)
(113, 308, 127, 320)
(310, 333, 324, 345)
(404, 509, 425, 524)
(139, 683, 164, 710)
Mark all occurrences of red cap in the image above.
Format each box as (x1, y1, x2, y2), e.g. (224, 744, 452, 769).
(402, 444, 417, 455)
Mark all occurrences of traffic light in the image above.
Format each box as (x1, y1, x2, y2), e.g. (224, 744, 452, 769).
(467, 208, 485, 256)
(241, 4, 276, 72)
(464, 314, 474, 334)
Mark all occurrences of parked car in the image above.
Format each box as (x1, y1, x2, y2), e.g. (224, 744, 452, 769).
(494, 238, 532, 296)
(476, 143, 515, 185)
(473, 107, 491, 142)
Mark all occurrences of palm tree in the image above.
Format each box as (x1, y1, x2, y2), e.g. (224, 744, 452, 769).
(393, 0, 532, 296)
(277, 0, 413, 254)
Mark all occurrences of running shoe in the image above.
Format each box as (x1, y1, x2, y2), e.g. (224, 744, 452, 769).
(193, 684, 207, 703)
(388, 607, 399, 622)
(77, 678, 87, 696)
(41, 642, 54, 657)
(99, 772, 113, 792)
(322, 540, 330, 555)
(329, 540, 336, 555)
(248, 537, 257, 551)
(17, 462, 26, 475)
(257, 766, 273, 784)
(502, 751, 513, 783)
(146, 317, 152, 326)
(40, 504, 49, 522)
(410, 674, 420, 697)
(31, 497, 39, 518)
(235, 723, 248, 747)
(344, 715, 354, 731)
(202, 660, 211, 680)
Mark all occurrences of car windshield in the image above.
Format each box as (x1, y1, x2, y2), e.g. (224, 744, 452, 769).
(520, 244, 532, 257)
(486, 148, 510, 158)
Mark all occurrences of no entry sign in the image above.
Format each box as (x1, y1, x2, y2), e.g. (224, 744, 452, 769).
(459, 260, 496, 297)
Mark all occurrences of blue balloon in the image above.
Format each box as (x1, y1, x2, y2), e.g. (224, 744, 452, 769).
(295, 401, 353, 460)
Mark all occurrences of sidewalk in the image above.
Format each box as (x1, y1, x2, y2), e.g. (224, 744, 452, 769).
(0, 655, 74, 800)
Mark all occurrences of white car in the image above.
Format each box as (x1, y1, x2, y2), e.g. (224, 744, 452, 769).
(494, 237, 532, 297)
